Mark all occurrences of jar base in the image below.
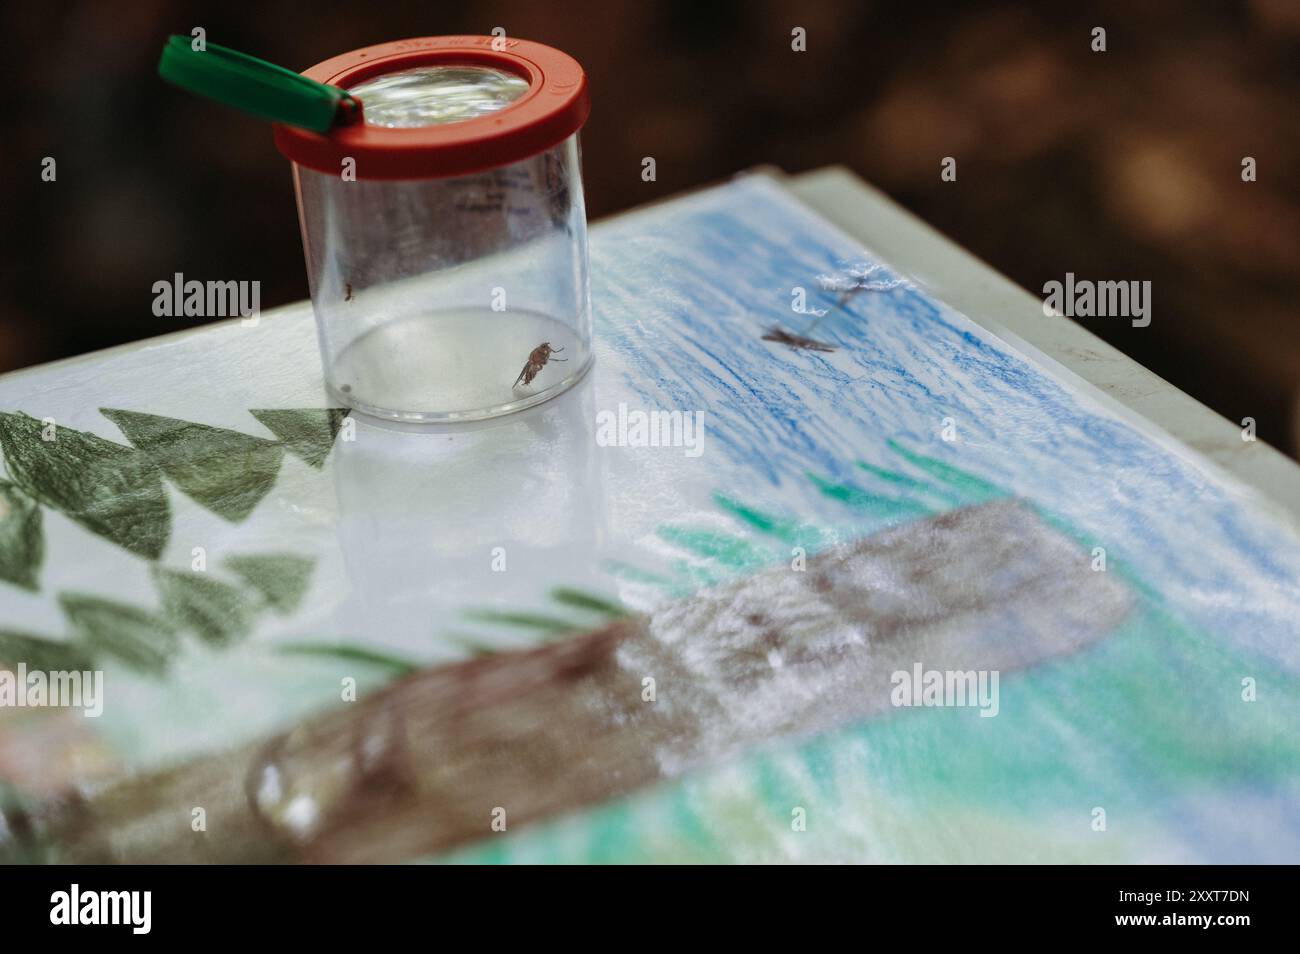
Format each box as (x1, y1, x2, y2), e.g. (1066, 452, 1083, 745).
(325, 308, 590, 423)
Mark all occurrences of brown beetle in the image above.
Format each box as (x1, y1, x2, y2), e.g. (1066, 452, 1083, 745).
(514, 342, 567, 387)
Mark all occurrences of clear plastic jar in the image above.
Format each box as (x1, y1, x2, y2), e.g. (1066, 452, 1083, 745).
(275, 38, 592, 422)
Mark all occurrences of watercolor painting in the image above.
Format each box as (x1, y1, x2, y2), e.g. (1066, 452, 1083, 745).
(1, 175, 1298, 863)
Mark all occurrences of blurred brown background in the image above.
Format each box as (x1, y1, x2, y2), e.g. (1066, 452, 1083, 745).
(3, 0, 1298, 454)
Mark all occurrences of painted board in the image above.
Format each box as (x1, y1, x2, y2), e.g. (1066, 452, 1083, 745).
(0, 174, 1297, 863)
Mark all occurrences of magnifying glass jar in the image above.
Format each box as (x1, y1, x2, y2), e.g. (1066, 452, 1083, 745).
(274, 37, 592, 423)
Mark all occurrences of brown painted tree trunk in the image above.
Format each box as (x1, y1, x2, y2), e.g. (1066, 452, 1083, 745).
(14, 499, 1130, 863)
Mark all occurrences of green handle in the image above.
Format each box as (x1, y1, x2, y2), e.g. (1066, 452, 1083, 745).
(157, 35, 360, 133)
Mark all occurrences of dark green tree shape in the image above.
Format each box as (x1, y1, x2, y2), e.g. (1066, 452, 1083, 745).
(0, 411, 169, 561)
(0, 481, 43, 591)
(101, 409, 284, 523)
(59, 592, 179, 677)
(250, 409, 351, 470)
(224, 553, 315, 616)
(152, 567, 254, 647)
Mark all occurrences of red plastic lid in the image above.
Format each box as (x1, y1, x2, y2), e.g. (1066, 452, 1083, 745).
(273, 36, 589, 180)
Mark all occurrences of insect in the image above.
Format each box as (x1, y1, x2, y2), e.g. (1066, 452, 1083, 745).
(761, 326, 836, 353)
(514, 342, 567, 387)
(344, 283, 354, 302)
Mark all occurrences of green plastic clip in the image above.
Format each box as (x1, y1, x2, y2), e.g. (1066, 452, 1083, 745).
(157, 35, 360, 133)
